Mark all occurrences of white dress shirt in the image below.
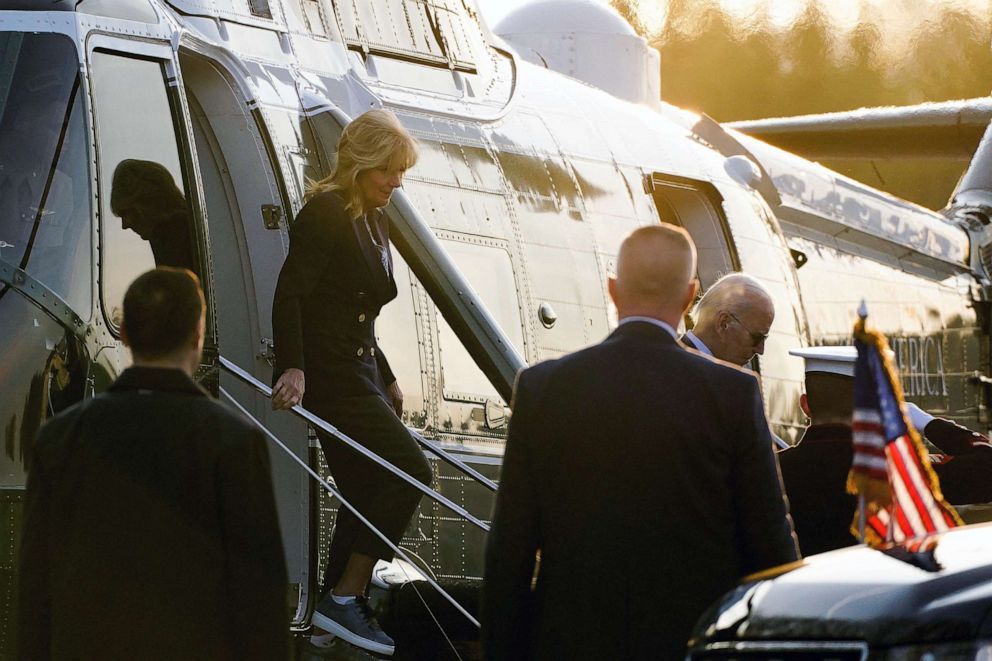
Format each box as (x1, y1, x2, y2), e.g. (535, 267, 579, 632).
(683, 330, 713, 356)
(619, 316, 678, 340)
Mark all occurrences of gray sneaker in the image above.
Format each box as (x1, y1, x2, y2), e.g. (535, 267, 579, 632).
(312, 594, 395, 656)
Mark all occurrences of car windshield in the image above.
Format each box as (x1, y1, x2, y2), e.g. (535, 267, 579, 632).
(0, 32, 92, 316)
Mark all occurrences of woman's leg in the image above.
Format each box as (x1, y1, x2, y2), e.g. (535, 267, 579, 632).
(316, 396, 432, 595)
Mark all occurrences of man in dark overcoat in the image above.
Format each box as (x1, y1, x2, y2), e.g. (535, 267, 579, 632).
(481, 225, 800, 661)
(681, 272, 774, 368)
(18, 267, 288, 660)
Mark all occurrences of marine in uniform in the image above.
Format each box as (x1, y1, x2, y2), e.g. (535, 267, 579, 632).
(780, 346, 992, 556)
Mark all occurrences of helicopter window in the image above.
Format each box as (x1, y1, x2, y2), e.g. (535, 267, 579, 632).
(298, 109, 341, 191)
(330, 0, 477, 71)
(0, 33, 93, 317)
(434, 237, 524, 403)
(248, 0, 274, 19)
(90, 51, 196, 329)
(286, 0, 328, 39)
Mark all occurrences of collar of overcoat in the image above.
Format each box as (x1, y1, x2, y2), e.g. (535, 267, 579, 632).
(109, 366, 209, 397)
(610, 319, 681, 346)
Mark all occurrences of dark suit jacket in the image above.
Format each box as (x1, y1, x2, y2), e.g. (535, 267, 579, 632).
(482, 321, 799, 661)
(18, 367, 288, 661)
(778, 424, 860, 556)
(272, 191, 397, 405)
(935, 449, 992, 505)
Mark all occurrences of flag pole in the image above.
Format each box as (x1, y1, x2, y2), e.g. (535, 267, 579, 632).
(856, 299, 868, 543)
(858, 494, 866, 542)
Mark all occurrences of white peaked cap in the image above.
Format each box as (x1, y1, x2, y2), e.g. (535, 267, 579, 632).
(789, 345, 857, 377)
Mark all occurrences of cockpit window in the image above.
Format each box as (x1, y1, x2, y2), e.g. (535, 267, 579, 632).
(0, 33, 93, 317)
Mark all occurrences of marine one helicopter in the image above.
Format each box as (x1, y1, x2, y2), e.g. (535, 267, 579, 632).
(2, 0, 992, 656)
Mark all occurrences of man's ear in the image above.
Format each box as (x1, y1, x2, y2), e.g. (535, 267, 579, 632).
(607, 276, 619, 309)
(716, 309, 732, 334)
(120, 321, 131, 348)
(682, 278, 699, 315)
(799, 393, 811, 418)
(191, 313, 206, 350)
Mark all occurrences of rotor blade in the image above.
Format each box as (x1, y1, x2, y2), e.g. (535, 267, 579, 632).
(727, 98, 992, 160)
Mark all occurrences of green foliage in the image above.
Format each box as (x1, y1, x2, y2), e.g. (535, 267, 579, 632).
(612, 0, 992, 208)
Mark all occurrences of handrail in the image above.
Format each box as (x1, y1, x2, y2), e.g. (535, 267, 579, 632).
(410, 431, 498, 492)
(219, 356, 491, 531)
(219, 388, 481, 630)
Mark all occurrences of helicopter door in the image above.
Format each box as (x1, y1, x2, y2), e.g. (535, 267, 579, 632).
(648, 172, 809, 443)
(179, 53, 312, 624)
(647, 174, 740, 291)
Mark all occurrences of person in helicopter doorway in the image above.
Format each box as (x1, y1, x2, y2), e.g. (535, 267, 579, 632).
(110, 158, 196, 272)
(270, 108, 431, 657)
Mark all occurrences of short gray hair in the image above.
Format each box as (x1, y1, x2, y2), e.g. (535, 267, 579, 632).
(693, 272, 771, 319)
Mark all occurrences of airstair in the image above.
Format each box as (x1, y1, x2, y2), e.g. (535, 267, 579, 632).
(219, 356, 499, 660)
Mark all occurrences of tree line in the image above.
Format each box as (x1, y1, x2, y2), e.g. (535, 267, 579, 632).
(611, 0, 992, 209)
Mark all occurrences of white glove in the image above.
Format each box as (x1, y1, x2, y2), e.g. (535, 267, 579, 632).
(905, 402, 935, 432)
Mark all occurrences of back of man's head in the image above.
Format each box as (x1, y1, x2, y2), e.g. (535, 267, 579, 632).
(122, 267, 205, 364)
(611, 225, 697, 324)
(805, 373, 854, 425)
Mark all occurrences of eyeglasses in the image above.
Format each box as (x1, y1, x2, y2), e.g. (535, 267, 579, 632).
(728, 312, 769, 347)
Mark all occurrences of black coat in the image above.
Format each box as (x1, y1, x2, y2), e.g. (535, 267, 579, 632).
(777, 424, 860, 557)
(17, 367, 288, 661)
(481, 321, 799, 661)
(272, 191, 397, 405)
(922, 419, 992, 507)
(935, 451, 992, 506)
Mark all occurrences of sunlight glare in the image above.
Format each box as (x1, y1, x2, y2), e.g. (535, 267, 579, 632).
(713, 0, 988, 33)
(629, 0, 668, 35)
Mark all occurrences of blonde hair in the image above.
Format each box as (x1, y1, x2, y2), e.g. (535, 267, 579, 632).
(308, 109, 418, 217)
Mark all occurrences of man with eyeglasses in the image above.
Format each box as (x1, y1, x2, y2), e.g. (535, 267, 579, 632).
(682, 274, 791, 450)
(682, 273, 773, 367)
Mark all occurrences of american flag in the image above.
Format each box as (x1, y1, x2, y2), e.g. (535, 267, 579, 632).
(848, 316, 961, 546)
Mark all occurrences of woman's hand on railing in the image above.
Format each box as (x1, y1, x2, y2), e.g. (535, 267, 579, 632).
(272, 368, 305, 410)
